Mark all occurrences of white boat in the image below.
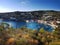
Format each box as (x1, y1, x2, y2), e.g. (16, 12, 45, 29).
(26, 20, 29, 23)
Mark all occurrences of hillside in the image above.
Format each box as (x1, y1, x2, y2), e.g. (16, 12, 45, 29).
(0, 10, 60, 21)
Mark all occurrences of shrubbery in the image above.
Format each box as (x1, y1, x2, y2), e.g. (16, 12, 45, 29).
(0, 26, 60, 45)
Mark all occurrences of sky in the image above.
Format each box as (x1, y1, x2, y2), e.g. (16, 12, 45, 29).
(0, 0, 60, 12)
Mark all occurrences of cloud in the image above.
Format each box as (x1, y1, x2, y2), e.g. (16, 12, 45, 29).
(19, 0, 30, 6)
(20, 1, 26, 5)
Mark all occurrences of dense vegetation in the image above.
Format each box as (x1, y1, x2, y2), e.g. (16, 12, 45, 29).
(0, 25, 60, 45)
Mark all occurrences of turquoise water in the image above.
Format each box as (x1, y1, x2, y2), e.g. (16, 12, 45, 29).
(0, 19, 54, 32)
(26, 21, 54, 32)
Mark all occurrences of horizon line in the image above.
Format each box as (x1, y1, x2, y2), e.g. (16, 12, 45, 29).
(0, 9, 60, 13)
